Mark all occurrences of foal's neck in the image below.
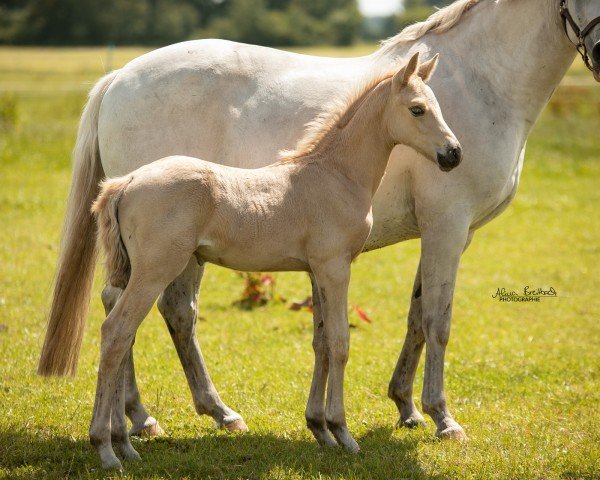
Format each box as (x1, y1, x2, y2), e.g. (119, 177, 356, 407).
(311, 81, 395, 196)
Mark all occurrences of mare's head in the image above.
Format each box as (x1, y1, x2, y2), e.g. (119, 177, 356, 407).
(385, 52, 461, 172)
(563, 0, 600, 81)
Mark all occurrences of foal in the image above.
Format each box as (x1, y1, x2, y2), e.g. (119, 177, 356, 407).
(91, 52, 461, 469)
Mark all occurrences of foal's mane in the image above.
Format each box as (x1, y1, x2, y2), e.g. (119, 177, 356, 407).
(380, 0, 483, 53)
(279, 70, 395, 162)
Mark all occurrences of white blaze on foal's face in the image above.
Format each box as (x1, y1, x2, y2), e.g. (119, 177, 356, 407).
(386, 52, 462, 172)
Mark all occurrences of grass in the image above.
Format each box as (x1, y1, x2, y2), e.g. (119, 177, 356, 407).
(0, 45, 599, 479)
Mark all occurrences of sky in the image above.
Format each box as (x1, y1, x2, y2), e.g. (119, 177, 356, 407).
(358, 0, 402, 17)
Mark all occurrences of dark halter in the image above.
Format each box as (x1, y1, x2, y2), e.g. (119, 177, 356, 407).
(559, 0, 600, 72)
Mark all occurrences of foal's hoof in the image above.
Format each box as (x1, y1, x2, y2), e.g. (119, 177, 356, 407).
(129, 418, 165, 437)
(436, 425, 467, 442)
(223, 418, 249, 433)
(327, 423, 360, 453)
(307, 419, 338, 448)
(396, 414, 426, 429)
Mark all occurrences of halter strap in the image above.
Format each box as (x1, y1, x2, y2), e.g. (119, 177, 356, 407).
(559, 0, 600, 72)
(581, 16, 600, 40)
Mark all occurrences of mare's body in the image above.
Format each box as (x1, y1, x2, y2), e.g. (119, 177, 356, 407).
(39, 0, 600, 443)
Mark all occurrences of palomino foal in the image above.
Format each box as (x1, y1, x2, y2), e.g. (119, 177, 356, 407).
(90, 52, 461, 469)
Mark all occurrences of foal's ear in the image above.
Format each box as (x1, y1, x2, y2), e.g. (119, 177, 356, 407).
(417, 53, 440, 83)
(393, 52, 420, 91)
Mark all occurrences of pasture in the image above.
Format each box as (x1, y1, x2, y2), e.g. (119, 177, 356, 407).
(0, 46, 599, 479)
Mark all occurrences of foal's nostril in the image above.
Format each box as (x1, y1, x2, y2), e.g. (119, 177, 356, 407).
(450, 146, 462, 164)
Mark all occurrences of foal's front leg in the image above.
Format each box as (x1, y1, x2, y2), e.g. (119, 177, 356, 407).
(311, 258, 359, 452)
(305, 274, 337, 447)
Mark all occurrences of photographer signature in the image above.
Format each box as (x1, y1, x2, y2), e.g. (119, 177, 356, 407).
(492, 286, 557, 302)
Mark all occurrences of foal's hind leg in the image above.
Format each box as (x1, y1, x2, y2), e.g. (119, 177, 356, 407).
(387, 261, 427, 428)
(305, 274, 337, 447)
(102, 285, 163, 437)
(91, 281, 164, 469)
(157, 257, 247, 432)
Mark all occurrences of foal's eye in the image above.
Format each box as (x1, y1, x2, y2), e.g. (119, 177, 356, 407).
(409, 106, 425, 117)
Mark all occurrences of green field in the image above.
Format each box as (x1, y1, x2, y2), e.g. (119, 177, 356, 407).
(0, 46, 599, 479)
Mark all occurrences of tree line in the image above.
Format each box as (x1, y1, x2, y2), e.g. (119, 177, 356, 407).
(0, 0, 452, 47)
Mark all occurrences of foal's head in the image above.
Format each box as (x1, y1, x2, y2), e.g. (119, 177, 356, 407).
(385, 52, 462, 171)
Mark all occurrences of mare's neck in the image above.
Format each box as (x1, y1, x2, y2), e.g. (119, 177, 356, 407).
(312, 83, 395, 196)
(376, 0, 575, 131)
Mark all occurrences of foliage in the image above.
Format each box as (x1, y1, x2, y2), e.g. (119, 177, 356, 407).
(0, 47, 599, 479)
(233, 272, 283, 310)
(365, 0, 454, 39)
(0, 94, 17, 132)
(395, 5, 437, 30)
(0, 0, 362, 47)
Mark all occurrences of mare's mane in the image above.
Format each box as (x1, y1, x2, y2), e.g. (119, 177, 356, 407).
(380, 0, 483, 53)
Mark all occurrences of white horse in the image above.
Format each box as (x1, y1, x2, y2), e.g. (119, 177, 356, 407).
(88, 53, 458, 469)
(39, 0, 600, 443)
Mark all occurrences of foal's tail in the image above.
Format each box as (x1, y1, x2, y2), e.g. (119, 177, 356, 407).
(38, 70, 118, 377)
(92, 177, 132, 293)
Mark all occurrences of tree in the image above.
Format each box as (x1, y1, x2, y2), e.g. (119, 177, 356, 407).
(0, 0, 364, 46)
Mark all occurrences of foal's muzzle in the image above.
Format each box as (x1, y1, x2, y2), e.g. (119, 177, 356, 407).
(436, 145, 462, 172)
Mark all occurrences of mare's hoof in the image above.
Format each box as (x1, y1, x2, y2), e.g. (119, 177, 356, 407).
(121, 446, 142, 462)
(101, 456, 123, 471)
(129, 419, 165, 437)
(436, 425, 467, 441)
(223, 418, 249, 433)
(343, 439, 361, 453)
(397, 414, 426, 429)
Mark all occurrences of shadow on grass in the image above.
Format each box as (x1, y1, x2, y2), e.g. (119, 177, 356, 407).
(0, 427, 441, 479)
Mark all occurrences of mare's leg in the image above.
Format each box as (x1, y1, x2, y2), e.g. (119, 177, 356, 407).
(157, 258, 247, 431)
(305, 274, 337, 447)
(123, 349, 164, 436)
(419, 221, 472, 440)
(311, 258, 359, 452)
(102, 285, 163, 437)
(388, 234, 474, 430)
(90, 280, 165, 470)
(387, 261, 427, 428)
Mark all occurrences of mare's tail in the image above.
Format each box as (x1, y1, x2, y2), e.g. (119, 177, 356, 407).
(38, 70, 118, 377)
